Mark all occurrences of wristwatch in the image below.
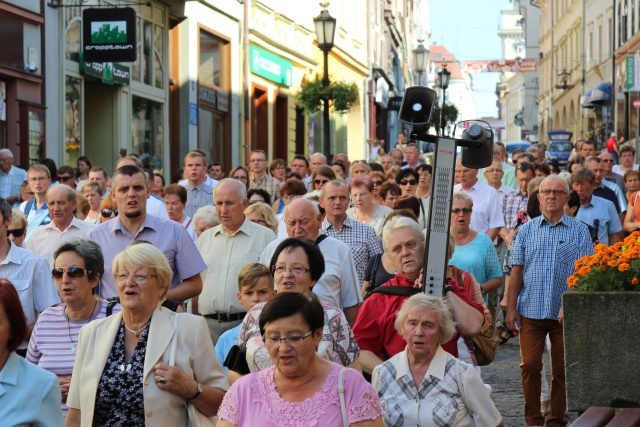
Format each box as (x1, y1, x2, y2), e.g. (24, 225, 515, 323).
(443, 285, 454, 296)
(187, 382, 202, 400)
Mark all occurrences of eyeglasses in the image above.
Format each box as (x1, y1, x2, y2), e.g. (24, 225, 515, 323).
(372, 180, 383, 186)
(249, 200, 265, 205)
(399, 179, 417, 186)
(314, 179, 329, 186)
(115, 272, 156, 285)
(272, 265, 311, 276)
(52, 266, 91, 280)
(101, 208, 118, 218)
(451, 208, 472, 214)
(539, 189, 567, 196)
(233, 175, 248, 181)
(352, 192, 370, 199)
(7, 229, 25, 238)
(58, 175, 74, 182)
(263, 330, 313, 347)
(601, 159, 614, 163)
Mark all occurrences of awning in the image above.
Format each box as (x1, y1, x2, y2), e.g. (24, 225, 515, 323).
(590, 82, 613, 105)
(582, 90, 594, 108)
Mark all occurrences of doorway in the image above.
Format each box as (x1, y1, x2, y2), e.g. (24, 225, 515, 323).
(84, 81, 118, 173)
(253, 86, 268, 153)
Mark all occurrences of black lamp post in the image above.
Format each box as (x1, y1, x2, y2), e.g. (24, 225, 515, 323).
(313, 2, 336, 158)
(437, 66, 451, 135)
(412, 40, 429, 85)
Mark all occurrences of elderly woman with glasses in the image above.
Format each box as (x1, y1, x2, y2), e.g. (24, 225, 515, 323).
(218, 292, 383, 427)
(27, 238, 120, 416)
(227, 239, 361, 382)
(346, 176, 392, 237)
(65, 242, 228, 426)
(396, 169, 429, 228)
(372, 294, 503, 427)
(0, 279, 65, 426)
(244, 202, 278, 235)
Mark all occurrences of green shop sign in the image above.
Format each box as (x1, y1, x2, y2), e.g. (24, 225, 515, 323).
(80, 56, 130, 86)
(250, 45, 292, 87)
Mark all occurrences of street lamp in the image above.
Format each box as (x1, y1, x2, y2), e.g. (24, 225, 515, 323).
(313, 2, 336, 158)
(413, 39, 429, 85)
(437, 66, 451, 136)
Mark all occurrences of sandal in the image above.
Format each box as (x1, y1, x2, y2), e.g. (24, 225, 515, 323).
(499, 328, 514, 345)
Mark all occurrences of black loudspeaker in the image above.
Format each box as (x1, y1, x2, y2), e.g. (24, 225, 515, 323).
(398, 86, 437, 134)
(460, 123, 494, 169)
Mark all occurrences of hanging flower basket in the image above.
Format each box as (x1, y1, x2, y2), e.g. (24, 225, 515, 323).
(296, 77, 358, 116)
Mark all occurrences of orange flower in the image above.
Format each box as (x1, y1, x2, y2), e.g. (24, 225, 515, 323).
(608, 260, 620, 267)
(567, 275, 578, 287)
(619, 263, 630, 272)
(595, 244, 608, 252)
(633, 278, 639, 285)
(578, 266, 591, 275)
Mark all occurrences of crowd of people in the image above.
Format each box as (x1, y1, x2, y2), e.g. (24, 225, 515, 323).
(0, 134, 627, 425)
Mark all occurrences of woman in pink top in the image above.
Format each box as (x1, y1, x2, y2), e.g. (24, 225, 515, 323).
(218, 292, 383, 427)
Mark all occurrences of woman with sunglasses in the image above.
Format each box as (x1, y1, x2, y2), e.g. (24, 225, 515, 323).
(8, 209, 27, 247)
(396, 169, 430, 228)
(346, 176, 392, 237)
(226, 239, 361, 382)
(98, 196, 118, 224)
(27, 238, 120, 416)
(311, 165, 337, 191)
(368, 171, 386, 203)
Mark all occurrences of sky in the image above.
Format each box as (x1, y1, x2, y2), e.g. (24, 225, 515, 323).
(429, 0, 512, 118)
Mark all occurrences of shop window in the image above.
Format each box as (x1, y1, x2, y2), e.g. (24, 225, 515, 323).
(198, 107, 225, 164)
(64, 76, 82, 166)
(132, 96, 163, 171)
(65, 18, 81, 61)
(154, 25, 164, 89)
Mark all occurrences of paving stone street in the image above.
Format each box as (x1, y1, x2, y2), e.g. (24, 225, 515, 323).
(481, 337, 578, 427)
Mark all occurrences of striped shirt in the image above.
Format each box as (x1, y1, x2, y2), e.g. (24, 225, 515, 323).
(503, 190, 528, 230)
(26, 300, 122, 414)
(511, 214, 593, 320)
(249, 173, 281, 202)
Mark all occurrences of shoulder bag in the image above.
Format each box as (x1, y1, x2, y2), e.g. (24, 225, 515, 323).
(338, 367, 348, 427)
(169, 314, 216, 427)
(458, 269, 500, 366)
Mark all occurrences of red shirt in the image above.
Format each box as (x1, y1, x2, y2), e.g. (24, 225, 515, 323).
(352, 273, 483, 360)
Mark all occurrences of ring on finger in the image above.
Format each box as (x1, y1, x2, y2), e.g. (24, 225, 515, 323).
(159, 376, 167, 384)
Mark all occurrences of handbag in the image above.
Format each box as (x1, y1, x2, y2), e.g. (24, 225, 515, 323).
(456, 269, 500, 366)
(169, 314, 216, 427)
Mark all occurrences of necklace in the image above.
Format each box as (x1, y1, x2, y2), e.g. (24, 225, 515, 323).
(455, 232, 473, 246)
(124, 318, 151, 337)
(65, 299, 98, 354)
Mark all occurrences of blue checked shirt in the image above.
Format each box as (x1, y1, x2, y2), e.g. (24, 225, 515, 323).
(183, 181, 214, 218)
(511, 214, 593, 320)
(321, 217, 382, 282)
(0, 165, 27, 199)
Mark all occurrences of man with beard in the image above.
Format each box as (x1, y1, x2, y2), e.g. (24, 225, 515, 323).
(86, 165, 206, 301)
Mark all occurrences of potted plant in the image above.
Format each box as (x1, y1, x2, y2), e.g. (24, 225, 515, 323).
(563, 233, 640, 411)
(296, 76, 358, 116)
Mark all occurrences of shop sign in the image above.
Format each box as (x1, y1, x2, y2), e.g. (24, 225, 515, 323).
(83, 8, 137, 63)
(625, 56, 640, 91)
(387, 96, 404, 111)
(81, 60, 130, 86)
(217, 92, 229, 113)
(199, 87, 216, 105)
(249, 45, 292, 87)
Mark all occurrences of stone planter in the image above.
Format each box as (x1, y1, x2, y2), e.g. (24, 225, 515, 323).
(563, 291, 640, 411)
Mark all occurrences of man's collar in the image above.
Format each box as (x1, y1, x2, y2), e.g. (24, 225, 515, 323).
(46, 215, 81, 232)
(324, 215, 349, 230)
(461, 179, 479, 191)
(250, 172, 267, 182)
(111, 213, 155, 235)
(215, 216, 251, 237)
(2, 239, 21, 266)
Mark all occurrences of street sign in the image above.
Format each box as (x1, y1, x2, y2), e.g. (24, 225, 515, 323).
(249, 45, 292, 87)
(634, 99, 640, 109)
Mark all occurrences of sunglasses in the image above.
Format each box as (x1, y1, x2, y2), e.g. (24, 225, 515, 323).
(249, 200, 265, 205)
(399, 179, 417, 186)
(52, 266, 91, 279)
(58, 175, 74, 182)
(7, 229, 25, 238)
(314, 179, 329, 186)
(372, 180, 383, 186)
(101, 208, 118, 218)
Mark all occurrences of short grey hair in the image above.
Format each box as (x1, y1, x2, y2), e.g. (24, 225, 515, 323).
(395, 294, 457, 344)
(452, 191, 473, 209)
(0, 149, 13, 158)
(217, 178, 247, 201)
(54, 238, 105, 283)
(310, 152, 327, 163)
(192, 205, 219, 228)
(542, 174, 571, 193)
(382, 216, 424, 252)
(47, 184, 77, 203)
(319, 180, 347, 199)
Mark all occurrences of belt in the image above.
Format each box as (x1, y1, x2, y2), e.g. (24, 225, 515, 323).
(203, 312, 246, 322)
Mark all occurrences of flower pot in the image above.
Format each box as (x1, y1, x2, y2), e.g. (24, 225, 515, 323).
(563, 291, 640, 411)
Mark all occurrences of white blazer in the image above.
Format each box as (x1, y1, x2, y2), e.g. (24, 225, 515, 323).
(66, 306, 229, 426)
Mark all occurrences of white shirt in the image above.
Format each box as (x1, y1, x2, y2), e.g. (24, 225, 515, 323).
(454, 181, 505, 233)
(260, 235, 362, 309)
(26, 217, 94, 268)
(146, 194, 169, 219)
(179, 176, 219, 191)
(612, 164, 639, 176)
(495, 184, 516, 210)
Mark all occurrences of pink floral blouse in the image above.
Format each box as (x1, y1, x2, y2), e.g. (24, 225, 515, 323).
(218, 362, 382, 426)
(237, 302, 359, 372)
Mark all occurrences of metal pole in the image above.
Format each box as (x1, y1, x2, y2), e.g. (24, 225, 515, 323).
(442, 87, 447, 137)
(322, 50, 331, 158)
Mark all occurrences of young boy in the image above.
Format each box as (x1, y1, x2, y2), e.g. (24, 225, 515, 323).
(214, 263, 274, 370)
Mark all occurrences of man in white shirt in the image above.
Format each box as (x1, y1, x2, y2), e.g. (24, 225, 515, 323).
(26, 184, 93, 267)
(259, 198, 361, 326)
(453, 158, 505, 239)
(483, 160, 515, 209)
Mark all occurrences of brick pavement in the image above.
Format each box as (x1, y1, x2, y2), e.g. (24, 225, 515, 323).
(481, 336, 578, 426)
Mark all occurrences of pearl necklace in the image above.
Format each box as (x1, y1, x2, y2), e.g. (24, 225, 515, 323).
(124, 319, 151, 337)
(65, 299, 98, 354)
